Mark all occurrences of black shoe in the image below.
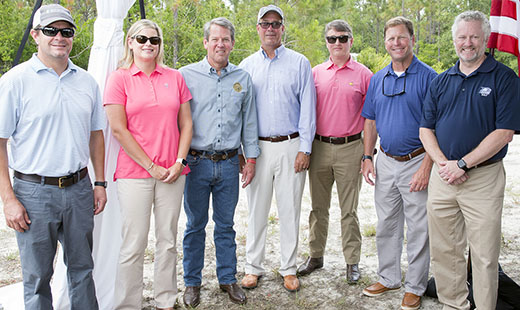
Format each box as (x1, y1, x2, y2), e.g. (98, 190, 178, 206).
(219, 283, 247, 305)
(297, 256, 324, 276)
(183, 286, 201, 308)
(347, 264, 360, 283)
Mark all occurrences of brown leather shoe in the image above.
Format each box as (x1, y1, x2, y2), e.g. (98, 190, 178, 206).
(362, 282, 400, 297)
(241, 274, 260, 289)
(183, 286, 201, 308)
(401, 292, 421, 310)
(297, 256, 323, 276)
(219, 283, 247, 305)
(346, 264, 361, 283)
(283, 275, 300, 292)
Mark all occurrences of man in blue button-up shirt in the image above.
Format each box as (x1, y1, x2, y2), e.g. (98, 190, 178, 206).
(239, 4, 316, 293)
(179, 17, 260, 308)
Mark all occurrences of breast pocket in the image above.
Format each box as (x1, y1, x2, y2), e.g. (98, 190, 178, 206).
(226, 90, 244, 116)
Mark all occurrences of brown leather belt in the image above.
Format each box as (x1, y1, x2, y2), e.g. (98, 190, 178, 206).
(380, 146, 425, 162)
(189, 149, 238, 161)
(315, 133, 361, 145)
(473, 158, 502, 168)
(258, 132, 299, 142)
(14, 167, 88, 188)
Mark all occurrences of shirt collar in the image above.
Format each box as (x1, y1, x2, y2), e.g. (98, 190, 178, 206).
(325, 57, 354, 70)
(29, 53, 78, 74)
(129, 62, 164, 76)
(260, 44, 285, 59)
(386, 55, 419, 76)
(447, 53, 497, 77)
(201, 56, 235, 75)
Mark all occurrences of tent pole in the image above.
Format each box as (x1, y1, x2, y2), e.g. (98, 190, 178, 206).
(13, 0, 43, 68)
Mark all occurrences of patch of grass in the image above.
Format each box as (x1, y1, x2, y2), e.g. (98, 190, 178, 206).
(144, 247, 154, 262)
(4, 251, 18, 261)
(268, 214, 278, 225)
(362, 224, 377, 237)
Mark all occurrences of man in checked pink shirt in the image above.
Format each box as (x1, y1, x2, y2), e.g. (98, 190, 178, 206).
(297, 19, 372, 283)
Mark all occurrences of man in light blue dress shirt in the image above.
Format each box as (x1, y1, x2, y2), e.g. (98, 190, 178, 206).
(239, 4, 316, 292)
(179, 17, 260, 308)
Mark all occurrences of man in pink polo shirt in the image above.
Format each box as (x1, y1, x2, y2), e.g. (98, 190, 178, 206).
(297, 19, 372, 283)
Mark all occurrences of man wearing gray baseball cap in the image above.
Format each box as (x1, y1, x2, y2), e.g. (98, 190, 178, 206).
(0, 3, 106, 309)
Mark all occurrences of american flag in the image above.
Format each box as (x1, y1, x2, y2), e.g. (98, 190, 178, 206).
(488, 0, 520, 75)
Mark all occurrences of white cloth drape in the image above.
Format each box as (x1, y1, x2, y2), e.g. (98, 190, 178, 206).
(52, 1, 136, 309)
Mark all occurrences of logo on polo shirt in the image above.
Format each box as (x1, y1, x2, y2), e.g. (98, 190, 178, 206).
(479, 86, 492, 97)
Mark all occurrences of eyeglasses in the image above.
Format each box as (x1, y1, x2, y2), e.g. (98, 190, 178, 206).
(258, 21, 283, 29)
(382, 69, 407, 97)
(35, 26, 75, 38)
(133, 35, 161, 45)
(326, 35, 350, 44)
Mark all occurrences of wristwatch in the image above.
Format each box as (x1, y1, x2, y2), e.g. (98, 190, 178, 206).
(362, 155, 373, 162)
(94, 181, 108, 188)
(457, 159, 471, 172)
(176, 158, 188, 167)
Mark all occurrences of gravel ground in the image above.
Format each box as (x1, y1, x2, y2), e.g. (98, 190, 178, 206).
(1, 138, 519, 309)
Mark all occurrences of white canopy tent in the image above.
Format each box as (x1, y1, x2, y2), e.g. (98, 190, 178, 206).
(51, 1, 136, 309)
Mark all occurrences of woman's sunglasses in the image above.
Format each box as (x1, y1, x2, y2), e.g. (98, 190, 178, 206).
(133, 35, 161, 45)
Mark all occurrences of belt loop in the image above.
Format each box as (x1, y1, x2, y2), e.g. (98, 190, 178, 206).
(288, 134, 292, 141)
(40, 177, 45, 185)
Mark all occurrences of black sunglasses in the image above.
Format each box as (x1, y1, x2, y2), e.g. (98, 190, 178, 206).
(326, 35, 350, 44)
(382, 69, 407, 97)
(133, 35, 161, 45)
(35, 26, 75, 38)
(258, 21, 283, 29)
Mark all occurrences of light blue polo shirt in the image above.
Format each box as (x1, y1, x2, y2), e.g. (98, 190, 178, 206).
(362, 55, 437, 156)
(0, 54, 105, 176)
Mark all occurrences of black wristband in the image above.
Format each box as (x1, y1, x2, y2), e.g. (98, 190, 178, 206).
(94, 181, 108, 188)
(457, 159, 470, 172)
(362, 155, 373, 162)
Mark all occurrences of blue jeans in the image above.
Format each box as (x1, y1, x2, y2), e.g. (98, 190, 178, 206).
(13, 175, 98, 310)
(183, 152, 239, 286)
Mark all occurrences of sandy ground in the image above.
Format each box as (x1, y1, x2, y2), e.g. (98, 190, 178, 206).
(1, 138, 520, 309)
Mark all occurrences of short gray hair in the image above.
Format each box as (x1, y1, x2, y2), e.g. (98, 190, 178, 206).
(451, 11, 491, 42)
(203, 17, 235, 41)
(324, 19, 352, 37)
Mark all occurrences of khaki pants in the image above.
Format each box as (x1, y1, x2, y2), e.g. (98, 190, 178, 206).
(114, 176, 185, 310)
(428, 162, 504, 310)
(307, 138, 363, 263)
(245, 138, 306, 276)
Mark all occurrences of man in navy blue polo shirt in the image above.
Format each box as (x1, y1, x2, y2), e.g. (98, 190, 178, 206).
(420, 10, 520, 310)
(361, 16, 437, 310)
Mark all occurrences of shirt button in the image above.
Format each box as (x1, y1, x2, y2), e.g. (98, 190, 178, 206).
(218, 139, 221, 142)
(218, 124, 221, 127)
(218, 109, 221, 112)
(218, 94, 221, 97)
(462, 88, 465, 92)
(218, 79, 221, 82)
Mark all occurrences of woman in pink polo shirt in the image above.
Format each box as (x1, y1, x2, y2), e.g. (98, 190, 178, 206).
(104, 19, 192, 310)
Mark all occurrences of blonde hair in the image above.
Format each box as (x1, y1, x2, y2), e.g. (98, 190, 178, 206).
(119, 19, 164, 69)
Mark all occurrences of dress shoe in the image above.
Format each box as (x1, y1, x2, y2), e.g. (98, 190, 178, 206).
(346, 264, 361, 283)
(219, 283, 247, 305)
(401, 292, 421, 310)
(183, 286, 201, 308)
(362, 282, 400, 297)
(283, 275, 300, 292)
(241, 274, 260, 289)
(297, 256, 323, 276)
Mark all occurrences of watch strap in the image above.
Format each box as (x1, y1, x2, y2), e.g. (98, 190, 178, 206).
(362, 155, 373, 162)
(94, 181, 107, 188)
